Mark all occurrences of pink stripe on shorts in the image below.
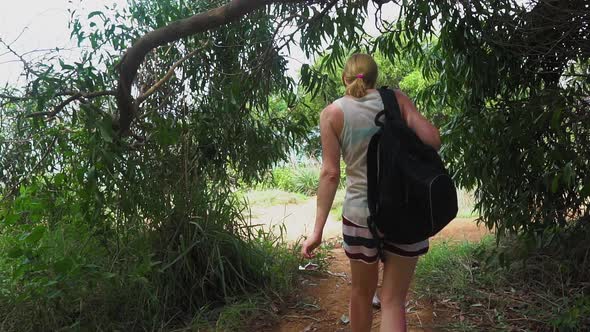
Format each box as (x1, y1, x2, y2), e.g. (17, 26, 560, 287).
(342, 217, 429, 264)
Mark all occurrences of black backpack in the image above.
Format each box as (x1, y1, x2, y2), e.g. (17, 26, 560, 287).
(367, 88, 458, 252)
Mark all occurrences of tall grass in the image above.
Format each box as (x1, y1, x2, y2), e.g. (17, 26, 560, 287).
(269, 166, 321, 196)
(263, 162, 347, 197)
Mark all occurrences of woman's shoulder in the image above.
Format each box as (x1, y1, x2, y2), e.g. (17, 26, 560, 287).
(320, 102, 344, 137)
(322, 102, 343, 118)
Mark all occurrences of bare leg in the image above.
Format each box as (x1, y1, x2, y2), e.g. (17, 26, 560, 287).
(379, 254, 418, 332)
(349, 259, 379, 332)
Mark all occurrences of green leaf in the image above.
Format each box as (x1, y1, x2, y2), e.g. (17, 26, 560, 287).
(99, 117, 113, 143)
(2, 212, 19, 225)
(551, 175, 559, 193)
(45, 280, 59, 287)
(48, 290, 63, 299)
(7, 247, 23, 259)
(58, 59, 75, 71)
(25, 226, 46, 244)
(54, 173, 66, 185)
(54, 258, 74, 274)
(88, 11, 104, 20)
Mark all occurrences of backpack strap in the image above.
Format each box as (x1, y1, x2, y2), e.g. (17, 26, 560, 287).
(367, 87, 405, 262)
(367, 132, 380, 219)
(367, 130, 385, 262)
(377, 87, 403, 124)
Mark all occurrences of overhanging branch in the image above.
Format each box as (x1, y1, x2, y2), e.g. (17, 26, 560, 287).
(116, 0, 282, 135)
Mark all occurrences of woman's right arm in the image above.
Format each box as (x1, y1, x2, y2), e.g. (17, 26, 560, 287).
(395, 90, 441, 151)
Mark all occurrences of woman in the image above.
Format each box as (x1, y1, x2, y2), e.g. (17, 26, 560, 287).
(301, 53, 441, 332)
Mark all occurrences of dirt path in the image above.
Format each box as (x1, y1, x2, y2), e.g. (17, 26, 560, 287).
(248, 197, 489, 331)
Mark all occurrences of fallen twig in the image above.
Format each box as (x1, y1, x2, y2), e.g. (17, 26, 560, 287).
(283, 314, 320, 322)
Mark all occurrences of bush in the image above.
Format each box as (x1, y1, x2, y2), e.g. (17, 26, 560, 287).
(0, 178, 301, 331)
(265, 163, 346, 196)
(268, 166, 321, 196)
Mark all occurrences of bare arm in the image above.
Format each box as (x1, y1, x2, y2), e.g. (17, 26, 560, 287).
(301, 103, 343, 258)
(396, 90, 442, 151)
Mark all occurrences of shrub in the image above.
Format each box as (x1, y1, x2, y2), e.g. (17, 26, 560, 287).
(0, 183, 300, 331)
(266, 163, 346, 196)
(268, 166, 320, 196)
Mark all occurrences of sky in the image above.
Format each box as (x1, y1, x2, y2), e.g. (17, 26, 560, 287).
(0, 0, 398, 87)
(0, 0, 128, 85)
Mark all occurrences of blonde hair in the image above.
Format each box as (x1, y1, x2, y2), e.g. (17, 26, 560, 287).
(343, 54, 378, 98)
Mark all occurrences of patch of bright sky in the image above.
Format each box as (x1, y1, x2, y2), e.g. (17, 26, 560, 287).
(0, 1, 399, 87)
(0, 0, 128, 86)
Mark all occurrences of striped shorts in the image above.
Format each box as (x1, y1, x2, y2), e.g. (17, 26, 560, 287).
(342, 217, 429, 264)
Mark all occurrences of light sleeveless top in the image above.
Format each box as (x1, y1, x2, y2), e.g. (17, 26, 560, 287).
(333, 91, 384, 227)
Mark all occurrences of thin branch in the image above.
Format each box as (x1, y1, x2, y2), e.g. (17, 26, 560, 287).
(0, 93, 27, 102)
(7, 27, 29, 46)
(135, 42, 207, 106)
(0, 37, 34, 75)
(25, 90, 116, 118)
(275, 0, 339, 53)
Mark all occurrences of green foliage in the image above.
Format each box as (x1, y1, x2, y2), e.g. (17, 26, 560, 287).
(296, 0, 590, 243)
(0, 180, 300, 330)
(268, 166, 321, 196)
(415, 239, 490, 296)
(1, 0, 588, 328)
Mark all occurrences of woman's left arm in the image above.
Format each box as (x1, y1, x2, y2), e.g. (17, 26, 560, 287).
(301, 103, 343, 259)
